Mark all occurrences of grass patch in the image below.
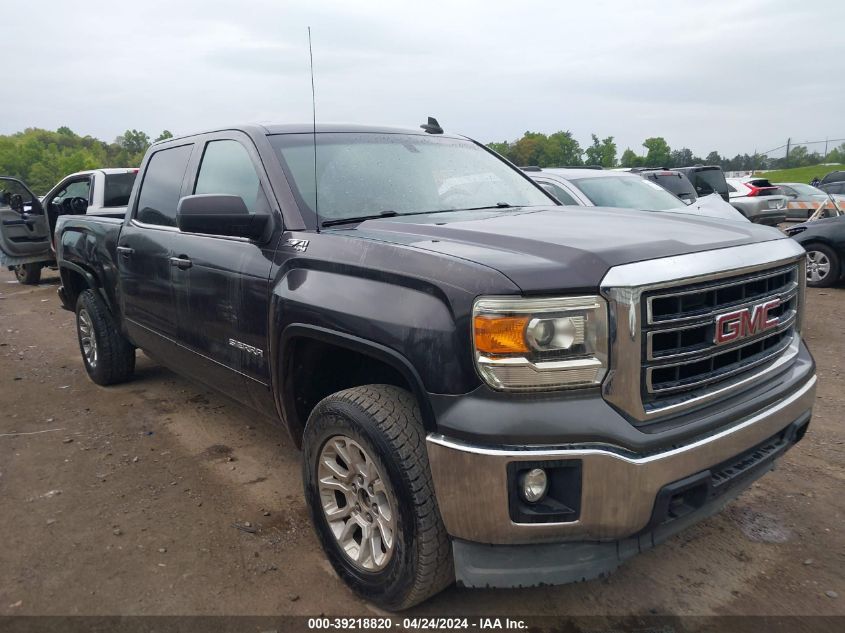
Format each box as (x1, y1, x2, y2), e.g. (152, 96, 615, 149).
(755, 164, 845, 184)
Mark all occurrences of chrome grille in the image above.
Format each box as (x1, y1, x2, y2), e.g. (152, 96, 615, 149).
(600, 240, 807, 424)
(642, 264, 799, 408)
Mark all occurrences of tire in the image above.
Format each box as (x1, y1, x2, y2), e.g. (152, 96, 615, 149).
(75, 289, 136, 385)
(302, 385, 453, 610)
(14, 263, 42, 285)
(805, 243, 840, 288)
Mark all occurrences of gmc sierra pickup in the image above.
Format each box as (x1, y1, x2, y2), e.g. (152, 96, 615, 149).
(54, 123, 817, 610)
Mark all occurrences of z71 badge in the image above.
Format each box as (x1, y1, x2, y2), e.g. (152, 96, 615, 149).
(283, 238, 309, 252)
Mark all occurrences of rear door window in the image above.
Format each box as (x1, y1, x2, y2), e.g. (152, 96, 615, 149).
(135, 145, 193, 227)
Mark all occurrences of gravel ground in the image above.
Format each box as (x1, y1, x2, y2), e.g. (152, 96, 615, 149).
(0, 268, 843, 617)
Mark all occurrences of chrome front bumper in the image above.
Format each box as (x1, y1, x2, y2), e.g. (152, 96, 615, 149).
(426, 374, 816, 545)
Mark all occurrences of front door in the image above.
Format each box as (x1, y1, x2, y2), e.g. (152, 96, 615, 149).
(169, 134, 276, 402)
(118, 143, 195, 361)
(0, 178, 51, 264)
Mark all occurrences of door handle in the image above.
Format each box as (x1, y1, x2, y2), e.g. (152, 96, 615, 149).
(116, 246, 134, 257)
(169, 256, 192, 270)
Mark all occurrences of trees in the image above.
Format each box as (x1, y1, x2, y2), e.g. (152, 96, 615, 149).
(670, 147, 695, 168)
(0, 127, 159, 194)
(585, 135, 617, 168)
(543, 131, 583, 166)
(642, 137, 671, 168)
(488, 131, 583, 167)
(115, 129, 150, 155)
(620, 148, 641, 168)
(827, 143, 845, 164)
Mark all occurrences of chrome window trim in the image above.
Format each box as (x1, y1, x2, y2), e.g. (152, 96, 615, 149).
(599, 239, 807, 422)
(130, 218, 252, 243)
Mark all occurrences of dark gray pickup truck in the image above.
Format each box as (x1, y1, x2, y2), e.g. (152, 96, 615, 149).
(54, 123, 817, 609)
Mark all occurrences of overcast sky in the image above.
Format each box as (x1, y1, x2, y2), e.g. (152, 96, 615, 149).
(4, 0, 843, 157)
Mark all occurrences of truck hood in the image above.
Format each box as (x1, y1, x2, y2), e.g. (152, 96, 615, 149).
(338, 206, 787, 291)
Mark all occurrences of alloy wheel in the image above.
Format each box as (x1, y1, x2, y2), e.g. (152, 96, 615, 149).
(78, 308, 98, 368)
(317, 435, 397, 572)
(806, 250, 831, 284)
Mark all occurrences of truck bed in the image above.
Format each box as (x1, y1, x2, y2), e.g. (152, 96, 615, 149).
(55, 214, 124, 312)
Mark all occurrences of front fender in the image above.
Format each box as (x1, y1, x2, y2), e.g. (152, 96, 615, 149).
(270, 266, 475, 395)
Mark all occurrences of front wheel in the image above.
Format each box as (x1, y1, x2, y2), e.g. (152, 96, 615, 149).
(302, 385, 453, 610)
(805, 244, 840, 288)
(13, 263, 42, 285)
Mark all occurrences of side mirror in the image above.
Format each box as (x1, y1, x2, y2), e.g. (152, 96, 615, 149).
(176, 194, 269, 240)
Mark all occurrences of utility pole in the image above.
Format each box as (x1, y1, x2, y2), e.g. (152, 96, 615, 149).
(785, 137, 791, 168)
(825, 137, 829, 160)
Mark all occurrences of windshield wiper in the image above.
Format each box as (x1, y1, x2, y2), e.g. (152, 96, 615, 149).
(320, 203, 523, 228)
(321, 211, 398, 227)
(455, 202, 517, 211)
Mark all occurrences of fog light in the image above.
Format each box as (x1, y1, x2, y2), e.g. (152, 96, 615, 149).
(519, 468, 548, 503)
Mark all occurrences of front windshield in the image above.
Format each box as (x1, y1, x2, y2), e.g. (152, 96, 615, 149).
(270, 133, 552, 224)
(571, 176, 683, 211)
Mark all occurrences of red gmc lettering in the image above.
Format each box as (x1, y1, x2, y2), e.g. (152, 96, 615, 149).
(714, 299, 781, 345)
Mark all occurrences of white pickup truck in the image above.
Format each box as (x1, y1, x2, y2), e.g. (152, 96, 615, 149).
(0, 168, 136, 284)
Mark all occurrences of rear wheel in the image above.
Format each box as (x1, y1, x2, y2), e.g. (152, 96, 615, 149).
(805, 244, 840, 288)
(75, 289, 136, 385)
(302, 385, 453, 610)
(13, 263, 42, 285)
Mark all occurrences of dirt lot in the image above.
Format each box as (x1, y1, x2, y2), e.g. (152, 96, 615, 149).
(0, 268, 843, 618)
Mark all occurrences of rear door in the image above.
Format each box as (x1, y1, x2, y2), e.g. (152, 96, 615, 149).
(0, 178, 51, 263)
(169, 132, 277, 399)
(118, 143, 195, 360)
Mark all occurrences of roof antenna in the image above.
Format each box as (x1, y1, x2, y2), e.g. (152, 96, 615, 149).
(421, 117, 443, 134)
(308, 26, 320, 229)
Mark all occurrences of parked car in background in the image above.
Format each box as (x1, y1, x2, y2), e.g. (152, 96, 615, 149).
(774, 182, 845, 221)
(0, 169, 137, 285)
(819, 181, 845, 196)
(42, 168, 138, 240)
(0, 177, 53, 284)
(785, 216, 845, 287)
(527, 168, 747, 222)
(820, 170, 845, 186)
(633, 168, 697, 203)
(726, 177, 787, 225)
(673, 166, 730, 202)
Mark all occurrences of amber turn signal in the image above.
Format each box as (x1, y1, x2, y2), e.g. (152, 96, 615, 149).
(474, 315, 530, 355)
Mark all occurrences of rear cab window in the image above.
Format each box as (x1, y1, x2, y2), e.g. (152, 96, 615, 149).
(135, 145, 194, 227)
(104, 172, 138, 207)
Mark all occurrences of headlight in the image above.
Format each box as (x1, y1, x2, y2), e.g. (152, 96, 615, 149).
(472, 295, 608, 391)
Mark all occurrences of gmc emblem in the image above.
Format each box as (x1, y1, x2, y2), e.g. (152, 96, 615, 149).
(714, 299, 781, 345)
